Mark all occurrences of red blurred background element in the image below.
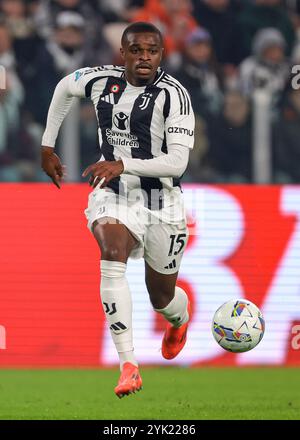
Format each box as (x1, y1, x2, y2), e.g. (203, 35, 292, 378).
(0, 184, 299, 366)
(0, 184, 103, 366)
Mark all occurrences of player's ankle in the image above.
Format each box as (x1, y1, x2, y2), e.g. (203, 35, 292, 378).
(154, 287, 189, 328)
(119, 350, 138, 370)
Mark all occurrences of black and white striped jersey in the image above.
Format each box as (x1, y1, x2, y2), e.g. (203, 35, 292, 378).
(70, 65, 194, 209)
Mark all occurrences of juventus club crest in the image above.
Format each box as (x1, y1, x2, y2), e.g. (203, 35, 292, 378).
(139, 92, 153, 110)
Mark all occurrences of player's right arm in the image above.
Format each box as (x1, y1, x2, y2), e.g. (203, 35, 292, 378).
(41, 69, 88, 188)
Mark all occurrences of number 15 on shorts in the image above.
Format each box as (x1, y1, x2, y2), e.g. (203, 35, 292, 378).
(168, 234, 187, 256)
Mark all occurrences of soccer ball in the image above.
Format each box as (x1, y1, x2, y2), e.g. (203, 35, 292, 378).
(212, 299, 265, 353)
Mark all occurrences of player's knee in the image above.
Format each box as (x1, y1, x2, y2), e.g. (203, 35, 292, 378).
(100, 246, 127, 262)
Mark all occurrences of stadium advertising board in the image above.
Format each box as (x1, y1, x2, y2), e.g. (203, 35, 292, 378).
(0, 184, 299, 366)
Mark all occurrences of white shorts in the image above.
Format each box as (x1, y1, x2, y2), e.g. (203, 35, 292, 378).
(84, 188, 188, 274)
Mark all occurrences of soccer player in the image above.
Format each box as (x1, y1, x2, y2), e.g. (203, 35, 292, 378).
(41, 22, 195, 398)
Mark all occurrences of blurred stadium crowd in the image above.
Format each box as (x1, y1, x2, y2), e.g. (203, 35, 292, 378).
(0, 0, 300, 183)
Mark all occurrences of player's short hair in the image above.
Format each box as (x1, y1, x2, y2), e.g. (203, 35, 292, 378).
(121, 22, 163, 47)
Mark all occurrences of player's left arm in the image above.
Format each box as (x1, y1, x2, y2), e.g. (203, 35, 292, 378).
(82, 144, 190, 188)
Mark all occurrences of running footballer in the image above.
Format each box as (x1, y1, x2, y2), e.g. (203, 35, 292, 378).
(41, 22, 195, 398)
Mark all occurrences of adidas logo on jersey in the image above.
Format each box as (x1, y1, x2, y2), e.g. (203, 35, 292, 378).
(101, 93, 117, 105)
(164, 259, 177, 270)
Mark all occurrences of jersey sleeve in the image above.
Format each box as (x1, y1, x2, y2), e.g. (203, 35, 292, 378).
(69, 66, 122, 98)
(68, 67, 95, 97)
(41, 67, 101, 147)
(164, 86, 195, 150)
(122, 143, 189, 178)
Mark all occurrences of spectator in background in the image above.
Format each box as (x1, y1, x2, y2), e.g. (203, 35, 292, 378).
(34, 0, 113, 61)
(0, 1, 46, 124)
(96, 0, 145, 23)
(273, 87, 300, 182)
(30, 11, 98, 124)
(132, 0, 198, 59)
(204, 91, 253, 182)
(192, 0, 243, 66)
(34, 0, 100, 39)
(237, 0, 295, 58)
(171, 27, 223, 119)
(0, 0, 34, 38)
(45, 11, 91, 73)
(0, 0, 43, 70)
(183, 115, 210, 182)
(0, 20, 24, 181)
(291, 6, 300, 61)
(238, 28, 290, 113)
(284, 0, 300, 34)
(98, 0, 163, 64)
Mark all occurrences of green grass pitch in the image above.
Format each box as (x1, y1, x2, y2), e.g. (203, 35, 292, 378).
(0, 367, 299, 420)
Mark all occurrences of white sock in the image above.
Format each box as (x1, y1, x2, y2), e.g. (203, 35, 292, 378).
(154, 286, 189, 328)
(100, 260, 138, 370)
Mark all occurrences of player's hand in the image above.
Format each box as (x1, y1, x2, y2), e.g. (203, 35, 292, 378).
(82, 160, 124, 188)
(41, 146, 66, 189)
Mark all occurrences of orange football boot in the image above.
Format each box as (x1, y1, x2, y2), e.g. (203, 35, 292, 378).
(114, 362, 143, 398)
(162, 301, 191, 360)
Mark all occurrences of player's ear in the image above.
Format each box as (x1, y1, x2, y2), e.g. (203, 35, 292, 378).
(160, 47, 164, 61)
(120, 47, 125, 60)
